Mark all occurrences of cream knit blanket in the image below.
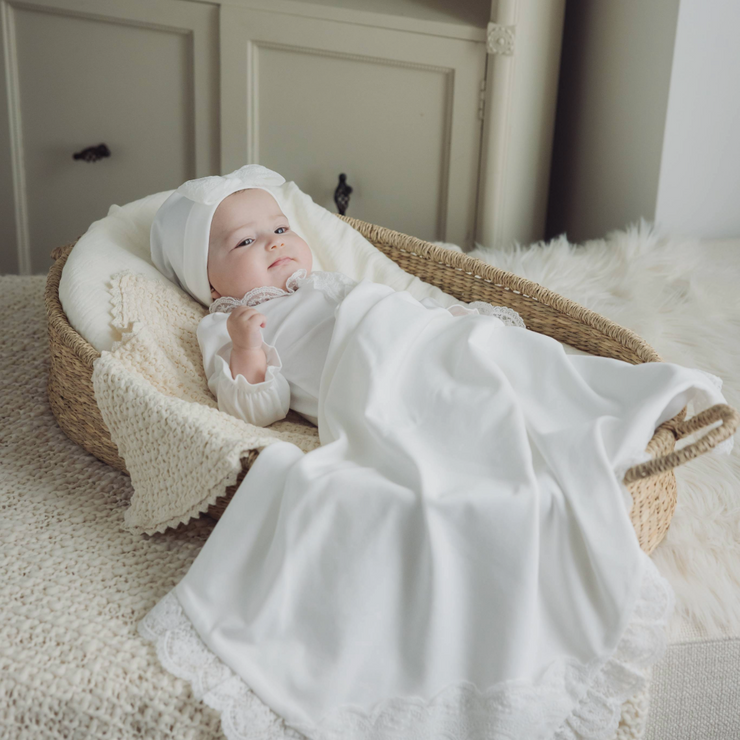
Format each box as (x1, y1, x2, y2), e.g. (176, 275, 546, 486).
(91, 271, 322, 537)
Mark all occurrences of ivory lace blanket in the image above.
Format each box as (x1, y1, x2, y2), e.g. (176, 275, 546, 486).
(132, 278, 730, 739)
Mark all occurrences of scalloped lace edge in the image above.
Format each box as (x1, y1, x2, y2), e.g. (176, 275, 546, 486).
(138, 551, 672, 740)
(209, 270, 358, 314)
(467, 301, 528, 329)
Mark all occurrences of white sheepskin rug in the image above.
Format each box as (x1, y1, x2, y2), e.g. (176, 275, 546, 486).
(436, 220, 740, 642)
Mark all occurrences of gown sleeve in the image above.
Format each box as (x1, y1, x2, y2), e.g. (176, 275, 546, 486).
(419, 296, 527, 328)
(197, 313, 291, 428)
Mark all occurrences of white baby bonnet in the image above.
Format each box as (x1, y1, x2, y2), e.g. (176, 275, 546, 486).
(150, 164, 309, 308)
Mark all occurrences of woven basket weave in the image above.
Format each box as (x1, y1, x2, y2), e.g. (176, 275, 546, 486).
(45, 215, 738, 554)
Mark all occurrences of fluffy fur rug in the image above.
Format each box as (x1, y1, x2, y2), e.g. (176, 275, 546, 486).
(438, 220, 740, 641)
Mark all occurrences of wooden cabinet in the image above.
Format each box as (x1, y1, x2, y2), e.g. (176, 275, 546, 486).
(0, 0, 218, 274)
(0, 0, 565, 274)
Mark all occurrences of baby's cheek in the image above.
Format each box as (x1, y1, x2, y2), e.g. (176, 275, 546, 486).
(300, 240, 313, 265)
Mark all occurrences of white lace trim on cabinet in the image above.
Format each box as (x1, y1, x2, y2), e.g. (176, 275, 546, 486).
(209, 270, 358, 314)
(138, 552, 673, 740)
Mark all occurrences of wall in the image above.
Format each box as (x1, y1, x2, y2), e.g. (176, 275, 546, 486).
(545, 0, 680, 244)
(654, 0, 740, 240)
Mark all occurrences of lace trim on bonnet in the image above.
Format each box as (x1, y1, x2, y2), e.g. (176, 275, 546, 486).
(209, 269, 527, 329)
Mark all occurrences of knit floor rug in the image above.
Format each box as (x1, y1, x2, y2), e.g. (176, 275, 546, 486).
(1, 220, 738, 738)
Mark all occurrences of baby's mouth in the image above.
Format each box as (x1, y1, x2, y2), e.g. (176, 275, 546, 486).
(269, 256, 292, 268)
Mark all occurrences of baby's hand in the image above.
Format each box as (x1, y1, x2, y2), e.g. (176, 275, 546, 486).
(227, 306, 266, 352)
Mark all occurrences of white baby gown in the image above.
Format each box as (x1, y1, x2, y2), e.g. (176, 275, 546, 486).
(140, 271, 733, 740)
(196, 268, 524, 429)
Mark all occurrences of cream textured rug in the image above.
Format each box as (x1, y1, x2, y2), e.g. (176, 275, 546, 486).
(1, 221, 738, 738)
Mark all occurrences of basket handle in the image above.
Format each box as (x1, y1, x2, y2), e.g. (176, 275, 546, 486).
(623, 403, 739, 484)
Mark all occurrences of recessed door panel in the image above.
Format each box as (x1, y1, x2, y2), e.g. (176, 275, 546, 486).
(222, 7, 486, 248)
(258, 43, 450, 243)
(1, 0, 218, 274)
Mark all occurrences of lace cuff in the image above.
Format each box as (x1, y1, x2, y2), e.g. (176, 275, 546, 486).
(210, 341, 291, 427)
(221, 341, 282, 388)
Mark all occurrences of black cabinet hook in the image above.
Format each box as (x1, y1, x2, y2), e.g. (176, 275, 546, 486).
(334, 173, 352, 215)
(73, 143, 111, 162)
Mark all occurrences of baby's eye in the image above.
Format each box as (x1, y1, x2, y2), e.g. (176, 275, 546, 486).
(275, 226, 288, 234)
(236, 237, 254, 248)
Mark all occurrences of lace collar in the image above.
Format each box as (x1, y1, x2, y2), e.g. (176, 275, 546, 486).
(209, 269, 309, 314)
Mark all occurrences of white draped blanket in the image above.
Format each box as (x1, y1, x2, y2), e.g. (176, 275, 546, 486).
(141, 279, 731, 740)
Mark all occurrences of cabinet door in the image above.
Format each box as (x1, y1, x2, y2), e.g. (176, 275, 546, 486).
(0, 0, 219, 274)
(221, 6, 487, 249)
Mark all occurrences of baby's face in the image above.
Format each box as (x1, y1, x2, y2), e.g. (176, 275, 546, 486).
(207, 188, 312, 301)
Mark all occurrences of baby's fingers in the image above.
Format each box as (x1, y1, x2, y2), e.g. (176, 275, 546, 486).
(230, 305, 252, 318)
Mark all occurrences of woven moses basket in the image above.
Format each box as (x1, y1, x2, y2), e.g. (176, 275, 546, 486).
(45, 215, 739, 555)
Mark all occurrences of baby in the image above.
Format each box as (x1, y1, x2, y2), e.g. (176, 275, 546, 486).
(151, 164, 361, 429)
(151, 164, 525, 429)
(207, 187, 313, 387)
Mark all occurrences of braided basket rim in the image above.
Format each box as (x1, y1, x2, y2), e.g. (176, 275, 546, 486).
(337, 215, 665, 364)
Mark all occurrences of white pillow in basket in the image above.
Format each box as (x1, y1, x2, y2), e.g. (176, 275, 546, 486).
(59, 183, 484, 353)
